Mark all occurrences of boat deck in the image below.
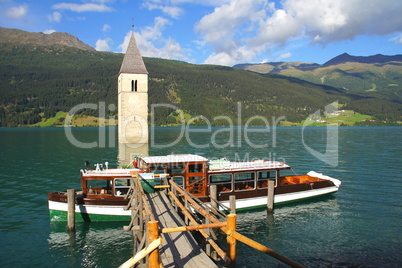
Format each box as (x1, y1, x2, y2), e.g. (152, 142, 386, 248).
(146, 191, 218, 268)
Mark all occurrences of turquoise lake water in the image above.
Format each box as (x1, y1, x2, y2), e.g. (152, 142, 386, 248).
(0, 127, 401, 267)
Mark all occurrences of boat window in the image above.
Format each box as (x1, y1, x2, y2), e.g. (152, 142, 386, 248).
(172, 176, 184, 187)
(234, 172, 255, 181)
(209, 174, 232, 192)
(234, 172, 255, 191)
(210, 174, 231, 182)
(258, 171, 273, 180)
(168, 164, 184, 174)
(87, 179, 112, 195)
(149, 165, 166, 174)
(186, 176, 204, 195)
(257, 171, 275, 188)
(188, 163, 203, 173)
(114, 178, 130, 196)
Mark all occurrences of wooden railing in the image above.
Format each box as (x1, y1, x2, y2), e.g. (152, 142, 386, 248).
(168, 180, 304, 268)
(121, 174, 156, 267)
(120, 176, 304, 268)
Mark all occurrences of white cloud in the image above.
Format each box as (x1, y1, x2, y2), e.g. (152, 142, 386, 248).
(6, 4, 28, 19)
(277, 52, 292, 61)
(284, 0, 402, 42)
(52, 3, 113, 12)
(390, 33, 402, 44)
(314, 35, 322, 42)
(204, 46, 259, 66)
(195, 0, 265, 46)
(253, 9, 301, 46)
(118, 32, 131, 53)
(96, 38, 113, 51)
(195, 0, 402, 65)
(143, 0, 231, 8)
(102, 24, 111, 32)
(48, 11, 62, 22)
(143, 2, 184, 19)
(195, 0, 271, 64)
(204, 52, 234, 66)
(139, 16, 171, 41)
(43, 29, 57, 34)
(118, 17, 189, 61)
(92, 0, 115, 3)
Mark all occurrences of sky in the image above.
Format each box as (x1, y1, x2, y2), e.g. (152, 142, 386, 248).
(1, 0, 402, 66)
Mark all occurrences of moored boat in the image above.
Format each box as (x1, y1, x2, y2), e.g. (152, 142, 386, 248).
(48, 154, 341, 221)
(48, 164, 138, 222)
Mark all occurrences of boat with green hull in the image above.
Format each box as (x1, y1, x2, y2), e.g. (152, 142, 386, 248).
(48, 154, 341, 222)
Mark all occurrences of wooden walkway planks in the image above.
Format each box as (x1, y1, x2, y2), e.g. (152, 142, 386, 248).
(146, 191, 218, 268)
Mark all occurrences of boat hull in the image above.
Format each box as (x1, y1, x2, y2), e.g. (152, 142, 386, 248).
(48, 200, 131, 222)
(219, 185, 339, 211)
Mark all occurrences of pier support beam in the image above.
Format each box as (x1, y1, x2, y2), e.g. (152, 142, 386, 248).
(229, 195, 236, 214)
(267, 180, 275, 213)
(148, 221, 160, 268)
(210, 184, 218, 210)
(67, 189, 75, 231)
(227, 214, 237, 268)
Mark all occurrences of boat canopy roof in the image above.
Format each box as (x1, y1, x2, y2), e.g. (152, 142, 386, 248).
(208, 160, 290, 172)
(139, 154, 291, 172)
(140, 154, 209, 164)
(81, 168, 140, 177)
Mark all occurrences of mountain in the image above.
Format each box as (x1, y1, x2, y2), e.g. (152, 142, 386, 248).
(323, 53, 402, 66)
(0, 27, 95, 51)
(234, 53, 402, 95)
(0, 27, 400, 127)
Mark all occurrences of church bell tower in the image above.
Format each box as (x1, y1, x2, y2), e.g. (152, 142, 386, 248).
(118, 32, 148, 145)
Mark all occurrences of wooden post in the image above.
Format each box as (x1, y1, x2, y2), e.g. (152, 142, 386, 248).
(229, 195, 236, 214)
(172, 187, 178, 211)
(267, 180, 275, 213)
(227, 214, 237, 268)
(67, 189, 75, 232)
(205, 215, 211, 256)
(148, 221, 160, 268)
(210, 184, 218, 210)
(184, 198, 189, 225)
(186, 199, 191, 225)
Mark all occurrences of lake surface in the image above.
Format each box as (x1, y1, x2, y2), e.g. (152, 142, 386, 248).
(0, 127, 401, 267)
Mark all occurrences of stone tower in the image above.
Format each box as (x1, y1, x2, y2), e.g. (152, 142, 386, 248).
(118, 32, 148, 145)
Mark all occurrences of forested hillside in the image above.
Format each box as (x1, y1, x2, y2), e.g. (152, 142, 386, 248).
(0, 41, 401, 126)
(235, 53, 402, 102)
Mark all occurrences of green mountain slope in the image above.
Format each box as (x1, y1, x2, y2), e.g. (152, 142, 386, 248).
(0, 34, 400, 126)
(235, 53, 402, 100)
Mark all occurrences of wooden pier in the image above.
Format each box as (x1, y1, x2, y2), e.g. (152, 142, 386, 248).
(148, 191, 217, 267)
(120, 174, 304, 268)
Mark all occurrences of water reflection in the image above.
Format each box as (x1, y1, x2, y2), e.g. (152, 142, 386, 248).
(233, 196, 343, 267)
(118, 142, 149, 166)
(236, 196, 340, 233)
(48, 222, 132, 267)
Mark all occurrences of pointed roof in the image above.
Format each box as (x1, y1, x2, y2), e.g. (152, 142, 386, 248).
(119, 32, 148, 74)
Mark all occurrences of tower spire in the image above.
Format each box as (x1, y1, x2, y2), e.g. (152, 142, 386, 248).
(119, 31, 148, 75)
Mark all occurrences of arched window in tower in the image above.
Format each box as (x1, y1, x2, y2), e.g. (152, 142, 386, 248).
(131, 80, 138, 92)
